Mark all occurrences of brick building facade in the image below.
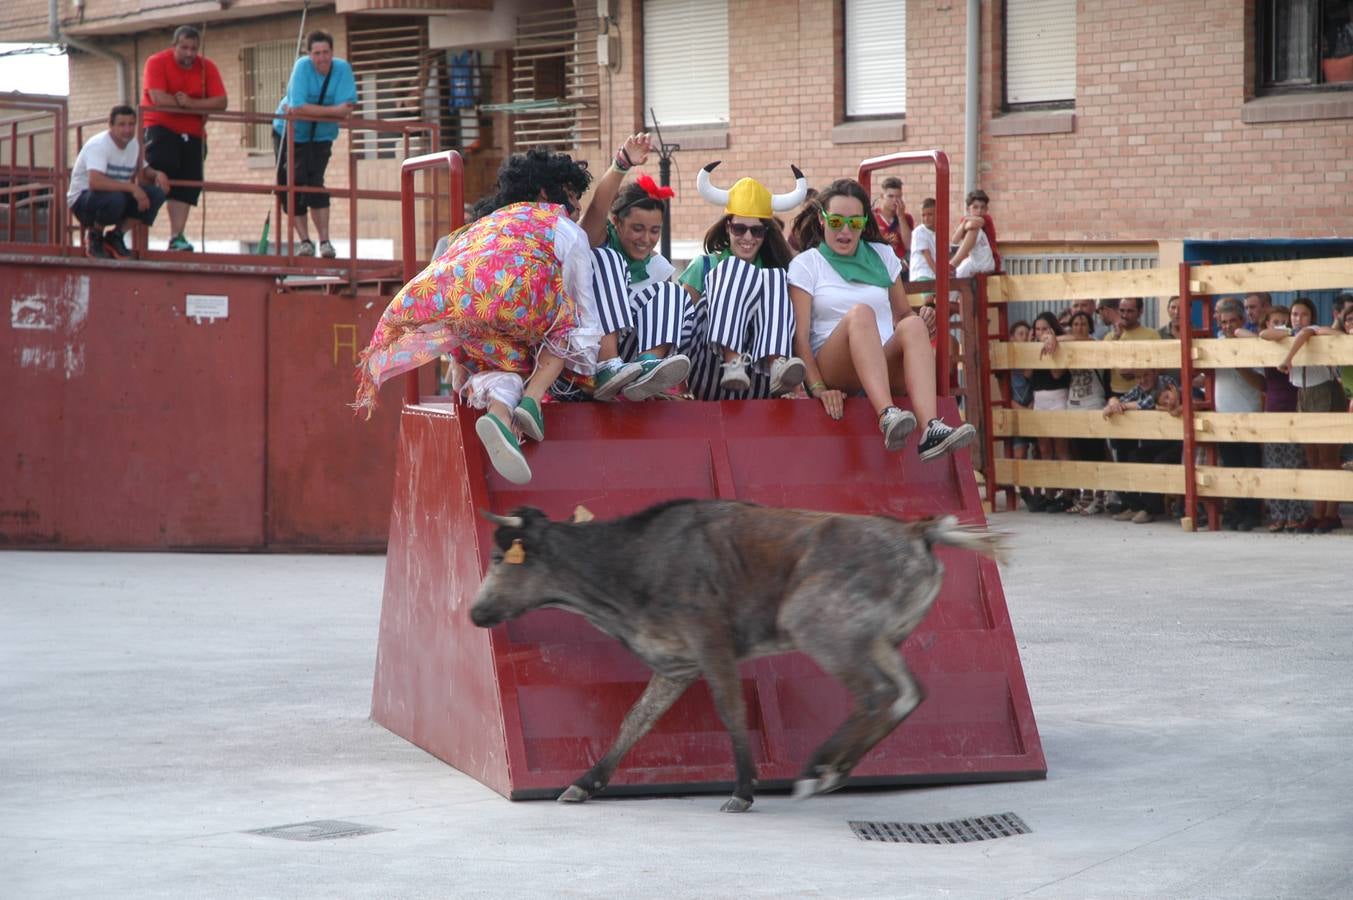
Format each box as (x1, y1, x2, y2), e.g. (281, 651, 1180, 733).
(4, 0, 1351, 262)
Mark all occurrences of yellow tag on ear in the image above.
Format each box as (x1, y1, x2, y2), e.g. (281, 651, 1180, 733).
(504, 539, 526, 564)
(572, 505, 595, 523)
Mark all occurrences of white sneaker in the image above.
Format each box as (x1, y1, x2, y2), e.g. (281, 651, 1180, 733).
(320, 240, 337, 259)
(879, 406, 918, 452)
(719, 354, 752, 392)
(769, 356, 807, 396)
(297, 239, 315, 257)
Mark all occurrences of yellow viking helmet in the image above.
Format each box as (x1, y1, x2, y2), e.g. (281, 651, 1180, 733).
(697, 161, 808, 219)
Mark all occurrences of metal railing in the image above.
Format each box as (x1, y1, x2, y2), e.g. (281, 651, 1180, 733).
(1, 95, 449, 284)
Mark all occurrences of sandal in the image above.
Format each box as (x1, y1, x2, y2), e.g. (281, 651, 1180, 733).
(512, 396, 545, 442)
(474, 413, 532, 484)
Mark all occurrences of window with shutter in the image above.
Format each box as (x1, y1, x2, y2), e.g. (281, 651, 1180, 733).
(643, 0, 729, 127)
(242, 40, 296, 152)
(348, 17, 432, 159)
(1004, 0, 1076, 107)
(844, 0, 906, 119)
(503, 4, 600, 150)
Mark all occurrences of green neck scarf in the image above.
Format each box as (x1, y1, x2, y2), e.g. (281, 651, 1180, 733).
(817, 239, 894, 288)
(607, 222, 651, 283)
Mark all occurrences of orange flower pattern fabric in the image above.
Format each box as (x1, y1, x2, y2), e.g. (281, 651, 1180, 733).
(354, 203, 580, 416)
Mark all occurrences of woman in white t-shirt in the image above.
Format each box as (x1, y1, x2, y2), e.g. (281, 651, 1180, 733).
(787, 179, 976, 461)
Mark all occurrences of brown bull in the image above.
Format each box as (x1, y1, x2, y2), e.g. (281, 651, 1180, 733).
(469, 499, 1007, 812)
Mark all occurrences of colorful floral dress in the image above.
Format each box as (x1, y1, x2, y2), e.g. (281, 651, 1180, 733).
(354, 203, 594, 416)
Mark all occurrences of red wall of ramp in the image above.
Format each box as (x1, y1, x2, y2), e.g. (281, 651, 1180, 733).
(0, 258, 410, 549)
(372, 398, 1045, 799)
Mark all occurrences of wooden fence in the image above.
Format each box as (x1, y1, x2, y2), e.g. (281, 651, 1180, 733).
(977, 256, 1353, 530)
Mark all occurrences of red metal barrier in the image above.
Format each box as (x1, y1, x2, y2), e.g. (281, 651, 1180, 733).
(371, 398, 1046, 798)
(0, 257, 400, 548)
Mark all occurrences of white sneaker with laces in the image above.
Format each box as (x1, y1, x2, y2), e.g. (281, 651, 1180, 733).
(320, 240, 337, 259)
(719, 354, 752, 392)
(297, 239, 316, 257)
(879, 407, 918, 452)
(769, 356, 807, 396)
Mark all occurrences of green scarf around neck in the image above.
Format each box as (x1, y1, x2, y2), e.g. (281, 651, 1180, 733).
(817, 239, 894, 288)
(607, 222, 652, 283)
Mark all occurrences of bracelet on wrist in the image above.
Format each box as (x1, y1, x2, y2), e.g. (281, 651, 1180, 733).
(807, 381, 827, 396)
(613, 147, 634, 171)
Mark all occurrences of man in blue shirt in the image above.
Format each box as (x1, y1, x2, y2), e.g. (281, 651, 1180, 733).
(272, 31, 358, 258)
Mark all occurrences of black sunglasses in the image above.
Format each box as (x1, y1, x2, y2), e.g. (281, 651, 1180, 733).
(728, 223, 767, 239)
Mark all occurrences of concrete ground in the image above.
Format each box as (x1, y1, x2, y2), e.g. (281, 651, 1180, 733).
(3, 511, 1351, 899)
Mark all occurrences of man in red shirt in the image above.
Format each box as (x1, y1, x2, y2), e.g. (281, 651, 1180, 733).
(140, 25, 227, 252)
(871, 176, 913, 270)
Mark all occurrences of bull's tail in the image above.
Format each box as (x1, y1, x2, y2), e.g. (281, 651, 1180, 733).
(921, 515, 1010, 565)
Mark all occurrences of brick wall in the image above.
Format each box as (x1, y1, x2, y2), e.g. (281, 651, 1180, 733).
(584, 0, 1352, 249)
(26, 0, 1353, 253)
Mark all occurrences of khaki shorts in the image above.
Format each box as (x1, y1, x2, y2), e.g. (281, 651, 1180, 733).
(1297, 377, 1344, 413)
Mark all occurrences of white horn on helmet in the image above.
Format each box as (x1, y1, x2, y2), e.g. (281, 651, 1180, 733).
(696, 161, 730, 206)
(770, 165, 809, 213)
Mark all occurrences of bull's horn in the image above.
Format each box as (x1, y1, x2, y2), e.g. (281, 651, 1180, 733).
(696, 161, 729, 207)
(770, 165, 809, 213)
(479, 509, 524, 528)
(571, 505, 595, 523)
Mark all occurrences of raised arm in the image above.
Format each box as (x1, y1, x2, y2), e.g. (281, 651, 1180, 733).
(580, 133, 652, 247)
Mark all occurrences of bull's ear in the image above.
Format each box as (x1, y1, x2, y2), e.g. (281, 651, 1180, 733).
(503, 539, 526, 564)
(571, 505, 595, 523)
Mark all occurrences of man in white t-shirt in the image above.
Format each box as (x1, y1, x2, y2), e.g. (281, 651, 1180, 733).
(907, 197, 938, 283)
(1213, 297, 1264, 530)
(67, 105, 170, 259)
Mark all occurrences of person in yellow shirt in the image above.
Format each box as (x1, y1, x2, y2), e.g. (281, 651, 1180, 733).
(1102, 296, 1161, 397)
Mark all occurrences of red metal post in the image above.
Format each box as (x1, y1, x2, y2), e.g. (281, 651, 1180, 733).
(977, 274, 998, 508)
(857, 150, 951, 395)
(1178, 261, 1198, 531)
(399, 150, 465, 405)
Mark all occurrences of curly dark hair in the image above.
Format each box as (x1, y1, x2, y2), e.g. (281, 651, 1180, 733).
(789, 178, 882, 252)
(472, 147, 593, 219)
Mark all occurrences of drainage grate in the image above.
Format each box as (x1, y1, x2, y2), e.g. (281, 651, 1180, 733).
(849, 812, 1030, 844)
(246, 820, 392, 842)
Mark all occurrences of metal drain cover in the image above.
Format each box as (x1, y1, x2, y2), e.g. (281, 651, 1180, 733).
(246, 820, 392, 842)
(849, 812, 1030, 844)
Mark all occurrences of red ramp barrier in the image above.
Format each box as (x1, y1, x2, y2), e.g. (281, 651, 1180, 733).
(371, 396, 1045, 798)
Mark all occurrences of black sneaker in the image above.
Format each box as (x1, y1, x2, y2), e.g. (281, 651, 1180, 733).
(916, 418, 977, 461)
(84, 228, 110, 259)
(102, 229, 130, 259)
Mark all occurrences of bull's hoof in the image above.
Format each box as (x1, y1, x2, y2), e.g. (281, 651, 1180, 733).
(790, 778, 818, 800)
(557, 784, 591, 803)
(720, 796, 753, 813)
(814, 769, 847, 795)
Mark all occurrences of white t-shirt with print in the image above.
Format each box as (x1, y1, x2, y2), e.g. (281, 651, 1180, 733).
(67, 130, 140, 205)
(788, 242, 903, 354)
(909, 224, 937, 280)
